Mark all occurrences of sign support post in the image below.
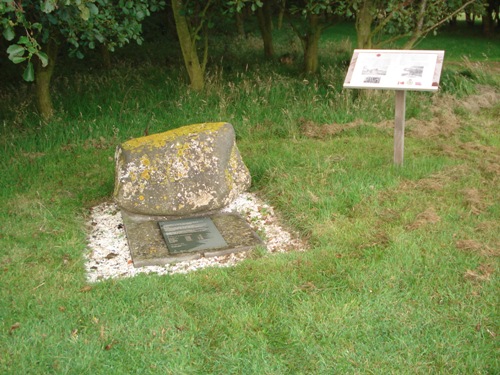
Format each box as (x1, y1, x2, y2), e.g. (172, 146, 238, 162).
(394, 90, 406, 166)
(343, 49, 444, 166)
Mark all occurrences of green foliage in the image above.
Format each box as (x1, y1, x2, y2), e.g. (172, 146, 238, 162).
(226, 0, 263, 12)
(1, 0, 166, 80)
(289, 0, 335, 16)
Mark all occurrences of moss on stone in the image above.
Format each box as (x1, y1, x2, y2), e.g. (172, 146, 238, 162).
(121, 122, 227, 152)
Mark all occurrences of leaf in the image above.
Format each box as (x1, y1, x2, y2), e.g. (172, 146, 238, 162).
(79, 4, 90, 21)
(41, 0, 56, 13)
(32, 23, 43, 32)
(23, 62, 35, 82)
(80, 285, 92, 292)
(18, 36, 30, 45)
(95, 32, 104, 43)
(136, 10, 145, 20)
(87, 3, 99, 16)
(3, 26, 15, 41)
(38, 51, 49, 67)
(11, 56, 27, 64)
(7, 44, 25, 59)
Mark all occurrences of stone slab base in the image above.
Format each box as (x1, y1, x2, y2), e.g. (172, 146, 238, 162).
(121, 210, 265, 267)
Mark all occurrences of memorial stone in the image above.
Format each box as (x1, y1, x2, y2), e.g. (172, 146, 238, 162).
(114, 122, 263, 266)
(114, 122, 251, 216)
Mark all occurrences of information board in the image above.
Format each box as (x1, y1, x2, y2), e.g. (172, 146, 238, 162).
(344, 49, 444, 92)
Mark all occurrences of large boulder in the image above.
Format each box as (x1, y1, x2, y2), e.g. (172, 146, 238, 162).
(114, 122, 251, 216)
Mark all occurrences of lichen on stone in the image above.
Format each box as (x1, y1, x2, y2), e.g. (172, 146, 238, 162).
(114, 122, 251, 216)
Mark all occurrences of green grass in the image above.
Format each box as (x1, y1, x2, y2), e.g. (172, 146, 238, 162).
(0, 20, 499, 374)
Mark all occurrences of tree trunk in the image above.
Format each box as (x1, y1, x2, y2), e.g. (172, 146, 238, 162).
(100, 44, 112, 69)
(236, 11, 245, 37)
(256, 0, 274, 58)
(303, 14, 322, 75)
(355, 0, 373, 49)
(35, 38, 58, 121)
(465, 12, 475, 26)
(482, 2, 495, 36)
(449, 15, 457, 28)
(277, 0, 286, 30)
(404, 0, 428, 49)
(171, 0, 204, 91)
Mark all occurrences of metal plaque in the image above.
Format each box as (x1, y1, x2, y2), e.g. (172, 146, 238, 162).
(158, 217, 227, 254)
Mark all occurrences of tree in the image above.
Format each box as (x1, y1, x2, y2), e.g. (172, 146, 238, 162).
(288, 1, 337, 74)
(227, 0, 276, 58)
(349, 0, 484, 50)
(481, 0, 499, 36)
(230, 0, 337, 74)
(171, 0, 214, 91)
(277, 0, 287, 29)
(1, 0, 165, 120)
(256, 0, 274, 58)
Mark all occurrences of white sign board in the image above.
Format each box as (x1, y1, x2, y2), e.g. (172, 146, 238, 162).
(344, 49, 444, 92)
(343, 49, 445, 166)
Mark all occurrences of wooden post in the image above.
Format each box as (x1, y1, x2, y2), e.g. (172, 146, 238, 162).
(394, 90, 406, 166)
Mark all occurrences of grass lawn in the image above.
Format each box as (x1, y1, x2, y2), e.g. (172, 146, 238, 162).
(0, 19, 499, 374)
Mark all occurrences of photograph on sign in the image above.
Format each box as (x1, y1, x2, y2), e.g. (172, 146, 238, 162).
(344, 50, 444, 91)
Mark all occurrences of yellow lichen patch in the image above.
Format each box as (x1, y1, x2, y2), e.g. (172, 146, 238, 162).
(140, 170, 150, 180)
(147, 247, 158, 255)
(225, 168, 234, 191)
(175, 141, 191, 157)
(140, 155, 151, 167)
(139, 195, 145, 201)
(121, 122, 228, 152)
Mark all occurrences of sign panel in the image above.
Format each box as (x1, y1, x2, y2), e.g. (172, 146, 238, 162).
(344, 49, 444, 91)
(159, 217, 227, 254)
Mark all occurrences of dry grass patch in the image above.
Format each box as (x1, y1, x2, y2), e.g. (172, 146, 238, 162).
(464, 263, 495, 282)
(475, 220, 500, 233)
(460, 85, 500, 113)
(298, 84, 499, 143)
(406, 207, 441, 230)
(455, 239, 499, 257)
(357, 230, 391, 250)
(405, 86, 499, 139)
(478, 159, 500, 178)
(414, 178, 445, 191)
(299, 118, 364, 138)
(462, 188, 488, 215)
(400, 165, 471, 193)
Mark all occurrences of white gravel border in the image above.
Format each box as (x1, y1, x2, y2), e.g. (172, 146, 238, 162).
(85, 193, 307, 282)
